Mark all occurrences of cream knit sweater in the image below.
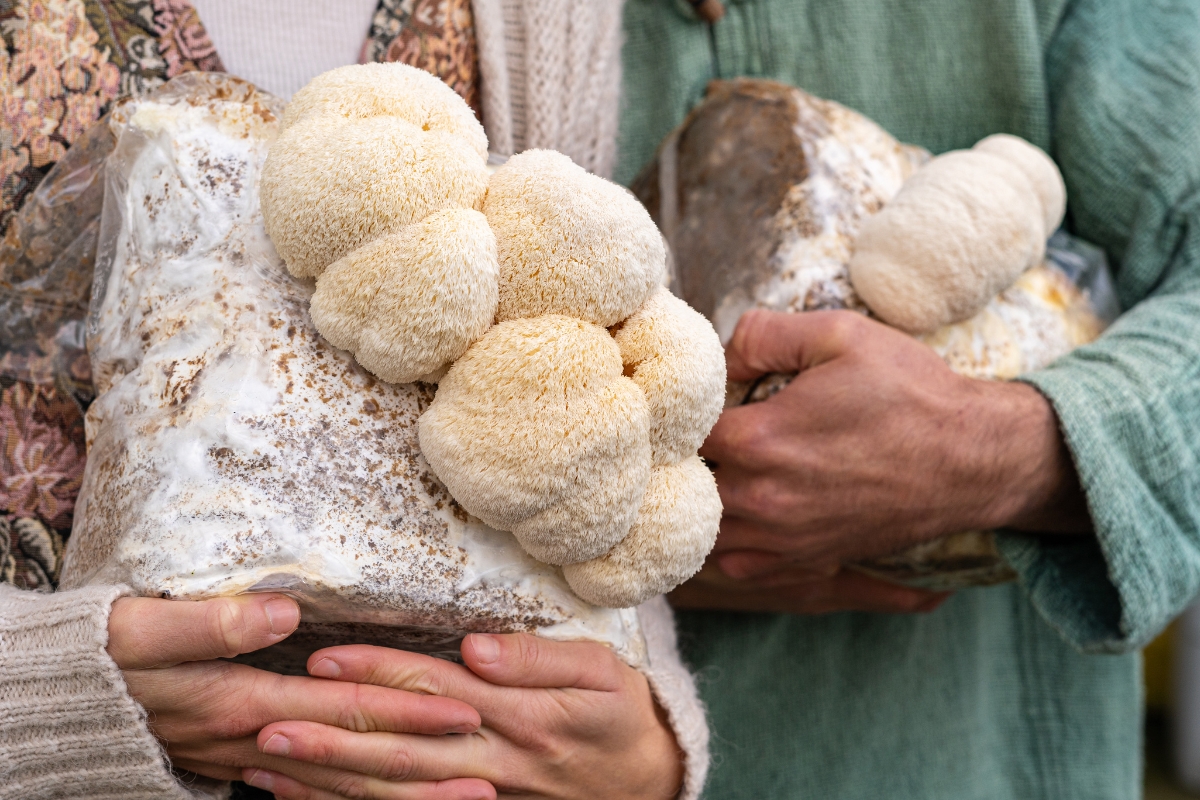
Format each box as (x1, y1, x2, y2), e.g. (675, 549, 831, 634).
(0, 3, 709, 798)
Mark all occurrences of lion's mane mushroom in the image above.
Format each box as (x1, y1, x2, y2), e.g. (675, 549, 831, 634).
(483, 149, 667, 327)
(417, 314, 654, 566)
(562, 456, 722, 609)
(309, 208, 499, 384)
(265, 64, 728, 609)
(260, 63, 498, 382)
(614, 287, 726, 465)
(848, 135, 1066, 334)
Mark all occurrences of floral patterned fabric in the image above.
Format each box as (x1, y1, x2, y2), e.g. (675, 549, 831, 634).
(0, 0, 480, 591)
(1, 0, 220, 591)
(361, 0, 480, 115)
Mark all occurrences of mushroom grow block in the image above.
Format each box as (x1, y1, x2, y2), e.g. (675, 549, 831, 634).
(60, 73, 644, 671)
(633, 79, 1107, 590)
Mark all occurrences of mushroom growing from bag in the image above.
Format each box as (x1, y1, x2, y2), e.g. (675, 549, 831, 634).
(260, 66, 727, 608)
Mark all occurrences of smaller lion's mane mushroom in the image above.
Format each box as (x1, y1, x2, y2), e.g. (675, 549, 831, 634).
(973, 134, 1066, 235)
(848, 135, 1065, 334)
(309, 208, 499, 384)
(261, 64, 489, 279)
(614, 287, 726, 465)
(418, 315, 652, 566)
(563, 456, 721, 608)
(483, 150, 666, 327)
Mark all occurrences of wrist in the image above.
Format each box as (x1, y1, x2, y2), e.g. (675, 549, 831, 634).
(968, 380, 1090, 533)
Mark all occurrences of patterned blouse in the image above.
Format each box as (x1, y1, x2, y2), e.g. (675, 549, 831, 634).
(0, 0, 479, 590)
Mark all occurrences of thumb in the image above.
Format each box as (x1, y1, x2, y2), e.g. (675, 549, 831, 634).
(107, 593, 300, 670)
(461, 632, 624, 692)
(726, 309, 865, 382)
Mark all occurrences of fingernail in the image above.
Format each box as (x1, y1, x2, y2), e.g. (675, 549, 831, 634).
(470, 634, 500, 664)
(261, 732, 291, 757)
(246, 769, 274, 791)
(309, 657, 341, 678)
(452, 721, 479, 734)
(264, 597, 300, 636)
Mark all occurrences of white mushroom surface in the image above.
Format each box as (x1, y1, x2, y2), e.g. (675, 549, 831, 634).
(848, 135, 1066, 334)
(310, 208, 499, 384)
(615, 287, 726, 465)
(261, 115, 489, 279)
(418, 315, 653, 566)
(563, 456, 722, 608)
(484, 150, 667, 327)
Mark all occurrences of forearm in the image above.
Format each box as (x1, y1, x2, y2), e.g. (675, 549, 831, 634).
(963, 379, 1092, 535)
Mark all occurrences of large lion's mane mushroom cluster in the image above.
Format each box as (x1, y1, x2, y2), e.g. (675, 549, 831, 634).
(261, 64, 725, 609)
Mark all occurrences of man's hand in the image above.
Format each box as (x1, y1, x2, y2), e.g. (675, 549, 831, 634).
(240, 633, 684, 800)
(669, 561, 950, 615)
(108, 594, 493, 800)
(697, 309, 1089, 582)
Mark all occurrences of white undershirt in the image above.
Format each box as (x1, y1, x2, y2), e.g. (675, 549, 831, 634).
(189, 0, 381, 99)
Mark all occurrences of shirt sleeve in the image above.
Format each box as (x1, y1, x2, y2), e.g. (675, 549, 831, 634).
(997, 0, 1200, 654)
(0, 583, 226, 799)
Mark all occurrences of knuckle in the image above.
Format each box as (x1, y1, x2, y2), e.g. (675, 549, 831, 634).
(823, 310, 864, 347)
(329, 773, 370, 799)
(337, 684, 373, 733)
(204, 598, 247, 658)
(378, 744, 418, 781)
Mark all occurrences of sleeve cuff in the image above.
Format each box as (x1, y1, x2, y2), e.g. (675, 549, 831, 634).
(0, 583, 226, 799)
(636, 596, 710, 800)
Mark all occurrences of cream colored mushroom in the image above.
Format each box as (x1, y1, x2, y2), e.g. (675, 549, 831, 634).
(483, 150, 666, 327)
(614, 287, 726, 465)
(261, 116, 488, 279)
(281, 62, 488, 160)
(417, 315, 652, 565)
(563, 456, 721, 608)
(309, 208, 499, 384)
(848, 147, 1051, 333)
(973, 134, 1066, 235)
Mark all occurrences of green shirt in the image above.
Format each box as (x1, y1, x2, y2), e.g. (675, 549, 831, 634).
(617, 1, 1200, 798)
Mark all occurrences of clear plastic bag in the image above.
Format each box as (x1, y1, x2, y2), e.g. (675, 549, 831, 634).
(634, 79, 1119, 590)
(57, 73, 644, 670)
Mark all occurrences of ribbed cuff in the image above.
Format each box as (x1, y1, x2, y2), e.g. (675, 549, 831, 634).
(637, 596, 710, 800)
(0, 583, 221, 799)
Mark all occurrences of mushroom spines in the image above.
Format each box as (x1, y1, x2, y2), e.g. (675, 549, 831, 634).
(562, 456, 722, 608)
(848, 147, 1049, 334)
(262, 116, 488, 279)
(417, 316, 653, 565)
(484, 150, 666, 327)
(310, 208, 499, 385)
(615, 287, 726, 465)
(280, 62, 487, 159)
(973, 134, 1066, 235)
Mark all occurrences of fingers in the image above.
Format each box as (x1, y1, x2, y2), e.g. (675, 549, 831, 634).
(255, 721, 492, 785)
(714, 549, 840, 581)
(306, 646, 503, 718)
(243, 769, 496, 800)
(461, 633, 623, 692)
(669, 569, 949, 615)
(107, 593, 300, 669)
(128, 660, 480, 740)
(725, 309, 868, 382)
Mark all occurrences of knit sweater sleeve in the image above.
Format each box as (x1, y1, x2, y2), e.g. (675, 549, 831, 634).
(996, 0, 1200, 654)
(636, 596, 710, 800)
(0, 583, 224, 800)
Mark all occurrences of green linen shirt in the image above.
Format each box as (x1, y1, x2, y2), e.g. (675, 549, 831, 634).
(617, 1, 1200, 798)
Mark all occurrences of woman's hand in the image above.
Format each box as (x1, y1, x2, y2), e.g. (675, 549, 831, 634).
(242, 633, 684, 800)
(107, 593, 493, 799)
